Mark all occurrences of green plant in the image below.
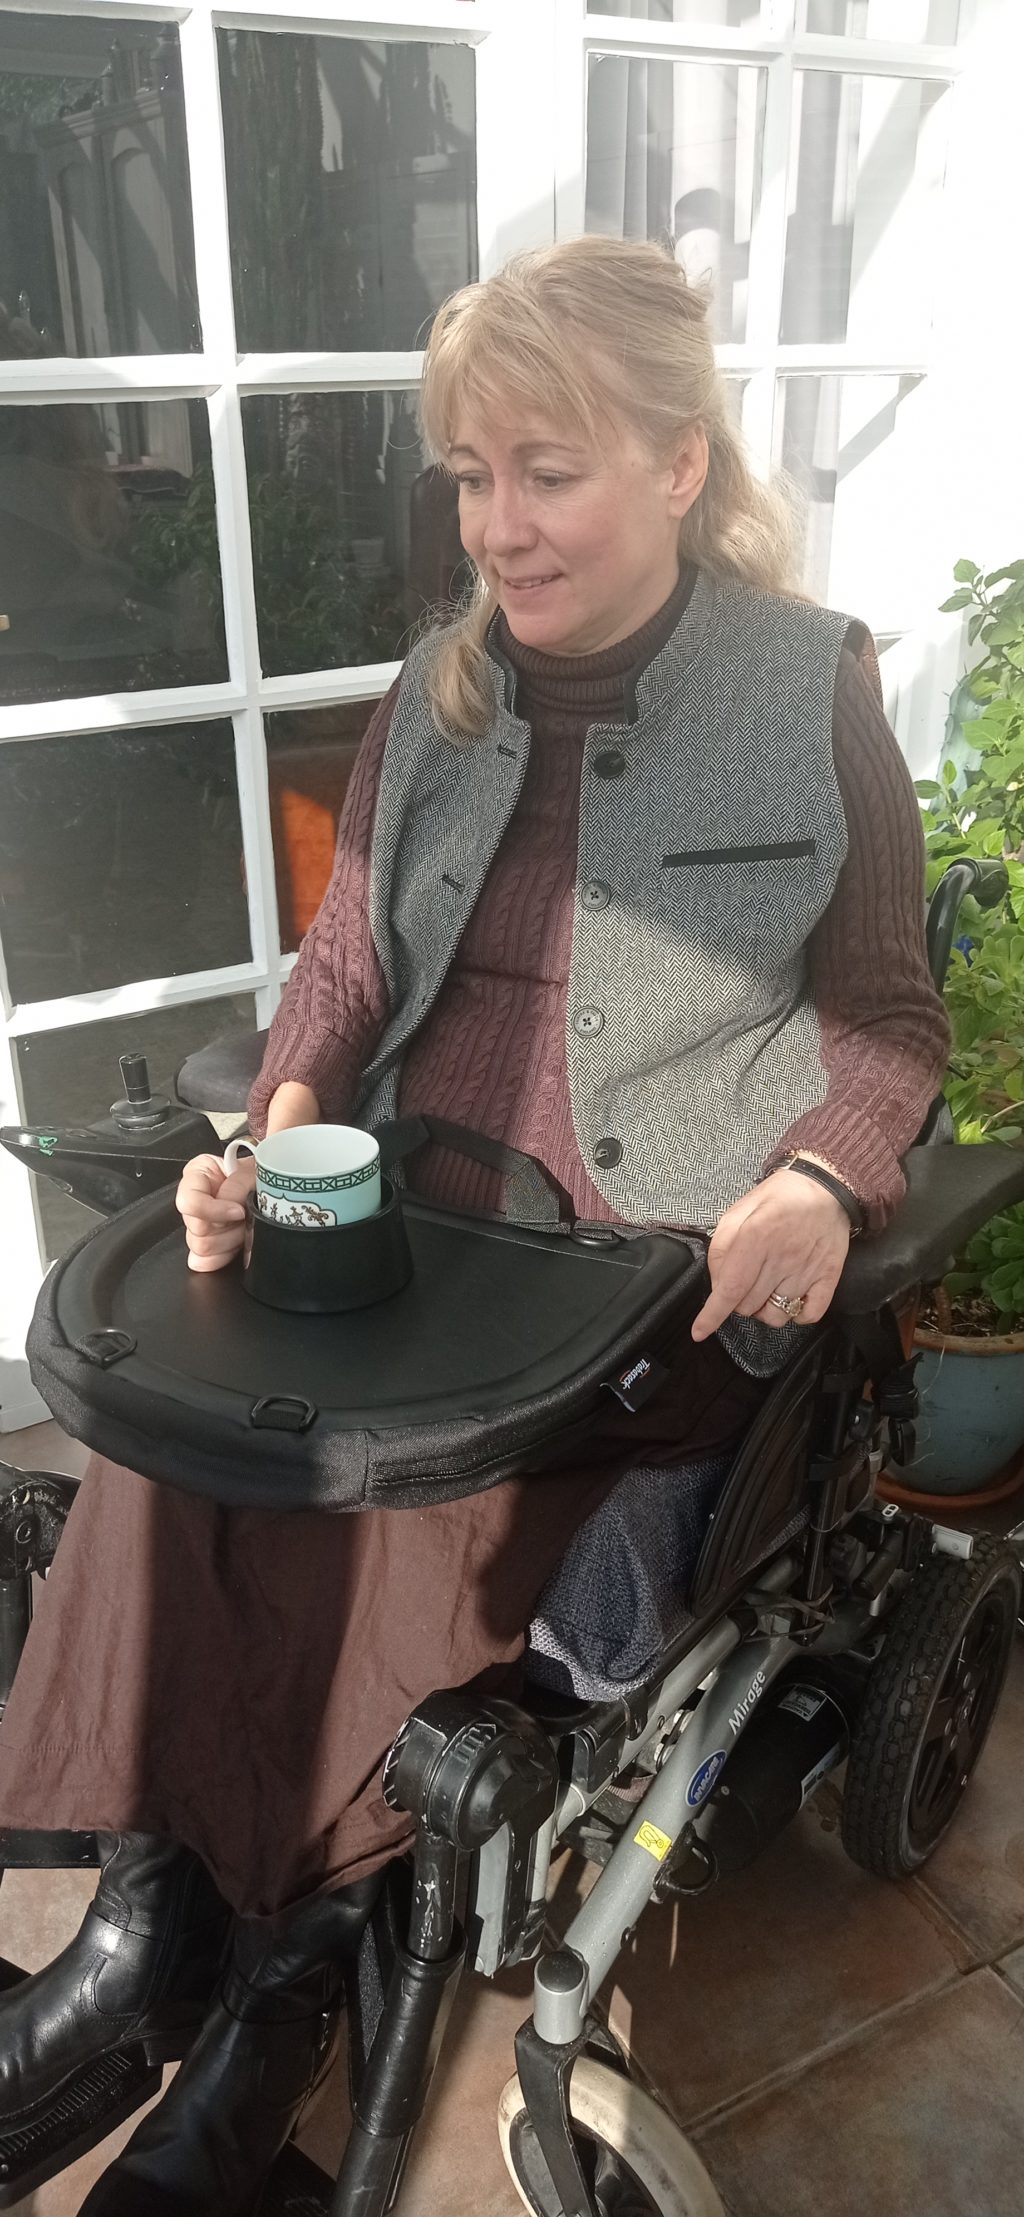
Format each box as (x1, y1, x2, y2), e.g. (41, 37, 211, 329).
(130, 462, 408, 675)
(942, 1214, 1024, 1337)
(917, 559, 1024, 1331)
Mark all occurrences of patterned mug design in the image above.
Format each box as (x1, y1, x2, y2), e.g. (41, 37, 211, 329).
(256, 1194, 338, 1228)
(256, 1161, 377, 1197)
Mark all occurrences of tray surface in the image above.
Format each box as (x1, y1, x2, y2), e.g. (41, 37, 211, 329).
(51, 1190, 700, 1426)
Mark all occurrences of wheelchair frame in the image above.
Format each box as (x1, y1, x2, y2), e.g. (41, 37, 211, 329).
(0, 850, 1022, 2216)
(323, 1307, 957, 2217)
(0, 1300, 997, 2217)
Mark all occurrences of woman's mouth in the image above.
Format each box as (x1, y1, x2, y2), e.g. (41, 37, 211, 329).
(501, 573, 562, 593)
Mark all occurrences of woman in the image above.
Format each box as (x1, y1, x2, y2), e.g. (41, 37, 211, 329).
(0, 237, 948, 2211)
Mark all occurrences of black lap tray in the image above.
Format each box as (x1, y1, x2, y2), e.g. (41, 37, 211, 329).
(27, 1190, 703, 1512)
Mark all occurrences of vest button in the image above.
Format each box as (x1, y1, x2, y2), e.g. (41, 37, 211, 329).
(573, 1006, 605, 1038)
(593, 1137, 623, 1169)
(580, 879, 611, 911)
(593, 749, 626, 779)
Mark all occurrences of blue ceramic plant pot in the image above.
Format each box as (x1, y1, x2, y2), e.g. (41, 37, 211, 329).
(902, 1328, 1024, 1494)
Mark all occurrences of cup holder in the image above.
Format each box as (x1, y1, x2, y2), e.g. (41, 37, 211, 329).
(242, 1176, 412, 1313)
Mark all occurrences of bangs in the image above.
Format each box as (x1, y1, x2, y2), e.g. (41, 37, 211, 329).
(419, 281, 611, 464)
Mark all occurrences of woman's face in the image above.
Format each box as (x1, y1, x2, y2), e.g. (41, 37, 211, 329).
(451, 409, 707, 658)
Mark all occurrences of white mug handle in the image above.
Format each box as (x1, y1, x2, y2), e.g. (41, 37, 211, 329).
(222, 1137, 257, 1177)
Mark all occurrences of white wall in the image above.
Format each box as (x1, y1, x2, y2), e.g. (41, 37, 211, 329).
(880, 0, 1024, 772)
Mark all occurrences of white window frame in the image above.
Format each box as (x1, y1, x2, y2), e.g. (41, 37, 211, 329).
(0, 0, 559, 1425)
(0, 0, 1005, 1427)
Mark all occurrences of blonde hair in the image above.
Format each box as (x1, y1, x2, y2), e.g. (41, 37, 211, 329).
(417, 234, 798, 738)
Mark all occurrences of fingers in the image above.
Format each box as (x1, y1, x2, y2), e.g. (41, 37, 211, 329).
(691, 1253, 763, 1341)
(691, 1178, 850, 1341)
(176, 1150, 256, 1273)
(175, 1152, 228, 1204)
(776, 1272, 835, 1327)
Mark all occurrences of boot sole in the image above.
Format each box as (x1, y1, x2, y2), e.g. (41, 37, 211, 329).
(255, 2141, 335, 2215)
(0, 2032, 194, 2208)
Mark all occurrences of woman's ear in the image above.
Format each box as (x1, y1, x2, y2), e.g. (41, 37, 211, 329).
(667, 425, 709, 519)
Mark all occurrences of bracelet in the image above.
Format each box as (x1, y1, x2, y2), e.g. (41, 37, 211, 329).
(780, 1156, 865, 1235)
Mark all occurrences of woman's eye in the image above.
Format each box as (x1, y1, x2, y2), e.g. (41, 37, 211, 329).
(535, 473, 569, 490)
(455, 474, 486, 493)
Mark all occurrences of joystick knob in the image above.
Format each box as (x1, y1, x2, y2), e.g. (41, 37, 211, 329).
(111, 1051, 171, 1130)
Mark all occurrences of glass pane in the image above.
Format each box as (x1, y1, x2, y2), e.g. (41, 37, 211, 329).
(782, 72, 948, 349)
(0, 398, 227, 705)
(724, 377, 747, 425)
(776, 372, 925, 624)
(242, 394, 463, 677)
(218, 30, 477, 352)
(0, 721, 250, 1004)
(15, 995, 258, 1261)
(588, 3, 764, 20)
(266, 700, 379, 954)
(800, 1, 961, 39)
(586, 56, 766, 343)
(0, 14, 200, 356)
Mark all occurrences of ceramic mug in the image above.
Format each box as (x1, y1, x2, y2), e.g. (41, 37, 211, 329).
(223, 1125, 381, 1228)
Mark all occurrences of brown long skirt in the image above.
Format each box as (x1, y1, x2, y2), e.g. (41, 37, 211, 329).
(0, 1319, 765, 1916)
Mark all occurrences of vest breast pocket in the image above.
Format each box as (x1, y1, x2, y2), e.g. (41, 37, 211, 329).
(661, 839, 816, 867)
(657, 839, 821, 960)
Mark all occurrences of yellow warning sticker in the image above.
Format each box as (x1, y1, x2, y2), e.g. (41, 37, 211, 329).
(633, 1820, 672, 1862)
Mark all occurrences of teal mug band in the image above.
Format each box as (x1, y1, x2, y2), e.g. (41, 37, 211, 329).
(222, 1133, 380, 1228)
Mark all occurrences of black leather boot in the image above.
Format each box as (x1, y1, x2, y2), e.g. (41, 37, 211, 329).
(79, 1872, 381, 2216)
(0, 1832, 229, 2131)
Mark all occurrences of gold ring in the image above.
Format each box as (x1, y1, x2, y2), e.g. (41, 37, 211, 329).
(767, 1290, 806, 1318)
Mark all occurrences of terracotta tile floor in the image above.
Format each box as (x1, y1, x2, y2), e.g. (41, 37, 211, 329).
(1, 1423, 1022, 2216)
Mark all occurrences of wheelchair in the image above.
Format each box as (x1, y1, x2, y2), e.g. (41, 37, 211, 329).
(0, 854, 1022, 2217)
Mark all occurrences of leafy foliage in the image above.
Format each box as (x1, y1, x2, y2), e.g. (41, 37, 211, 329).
(918, 561, 1024, 1328)
(130, 462, 407, 675)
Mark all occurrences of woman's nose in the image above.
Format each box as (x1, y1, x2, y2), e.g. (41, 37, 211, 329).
(482, 483, 535, 555)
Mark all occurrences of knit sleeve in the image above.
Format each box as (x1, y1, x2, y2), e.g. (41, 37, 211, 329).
(246, 681, 398, 1139)
(762, 642, 951, 1229)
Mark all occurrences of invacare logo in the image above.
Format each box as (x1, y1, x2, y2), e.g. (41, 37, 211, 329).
(728, 1667, 767, 1739)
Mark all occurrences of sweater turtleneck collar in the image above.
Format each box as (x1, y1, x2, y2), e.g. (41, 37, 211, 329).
(490, 564, 696, 724)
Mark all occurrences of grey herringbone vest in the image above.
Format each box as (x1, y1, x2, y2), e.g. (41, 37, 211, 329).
(356, 566, 850, 1249)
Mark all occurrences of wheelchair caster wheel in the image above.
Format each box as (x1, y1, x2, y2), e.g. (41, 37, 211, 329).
(498, 2057, 726, 2217)
(841, 1533, 1021, 1879)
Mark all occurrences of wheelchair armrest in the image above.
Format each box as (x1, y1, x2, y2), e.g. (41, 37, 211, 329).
(175, 1030, 269, 1113)
(833, 1143, 1024, 1313)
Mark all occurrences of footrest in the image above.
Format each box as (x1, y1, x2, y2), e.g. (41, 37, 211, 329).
(0, 1828, 100, 1869)
(0, 2046, 161, 2208)
(257, 2141, 335, 2214)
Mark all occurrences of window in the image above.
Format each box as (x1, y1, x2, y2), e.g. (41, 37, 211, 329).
(0, 14, 200, 356)
(0, 0, 493, 1424)
(586, 53, 766, 342)
(577, 0, 968, 609)
(266, 699, 379, 952)
(0, 719, 250, 999)
(0, 398, 226, 704)
(218, 30, 477, 354)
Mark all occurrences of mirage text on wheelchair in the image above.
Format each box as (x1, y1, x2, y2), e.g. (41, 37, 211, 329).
(0, 854, 1021, 2217)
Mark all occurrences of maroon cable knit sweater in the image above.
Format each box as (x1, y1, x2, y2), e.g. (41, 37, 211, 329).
(249, 584, 950, 1231)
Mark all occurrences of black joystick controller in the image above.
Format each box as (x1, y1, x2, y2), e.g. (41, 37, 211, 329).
(2, 1051, 225, 1217)
(111, 1053, 172, 1132)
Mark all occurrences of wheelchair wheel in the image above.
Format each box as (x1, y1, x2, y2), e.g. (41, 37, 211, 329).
(498, 2058, 726, 2217)
(841, 1534, 1021, 1880)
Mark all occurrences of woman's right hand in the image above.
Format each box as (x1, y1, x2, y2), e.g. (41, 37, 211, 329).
(176, 1150, 257, 1273)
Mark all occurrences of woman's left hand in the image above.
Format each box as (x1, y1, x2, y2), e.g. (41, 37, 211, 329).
(690, 1167, 852, 1342)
